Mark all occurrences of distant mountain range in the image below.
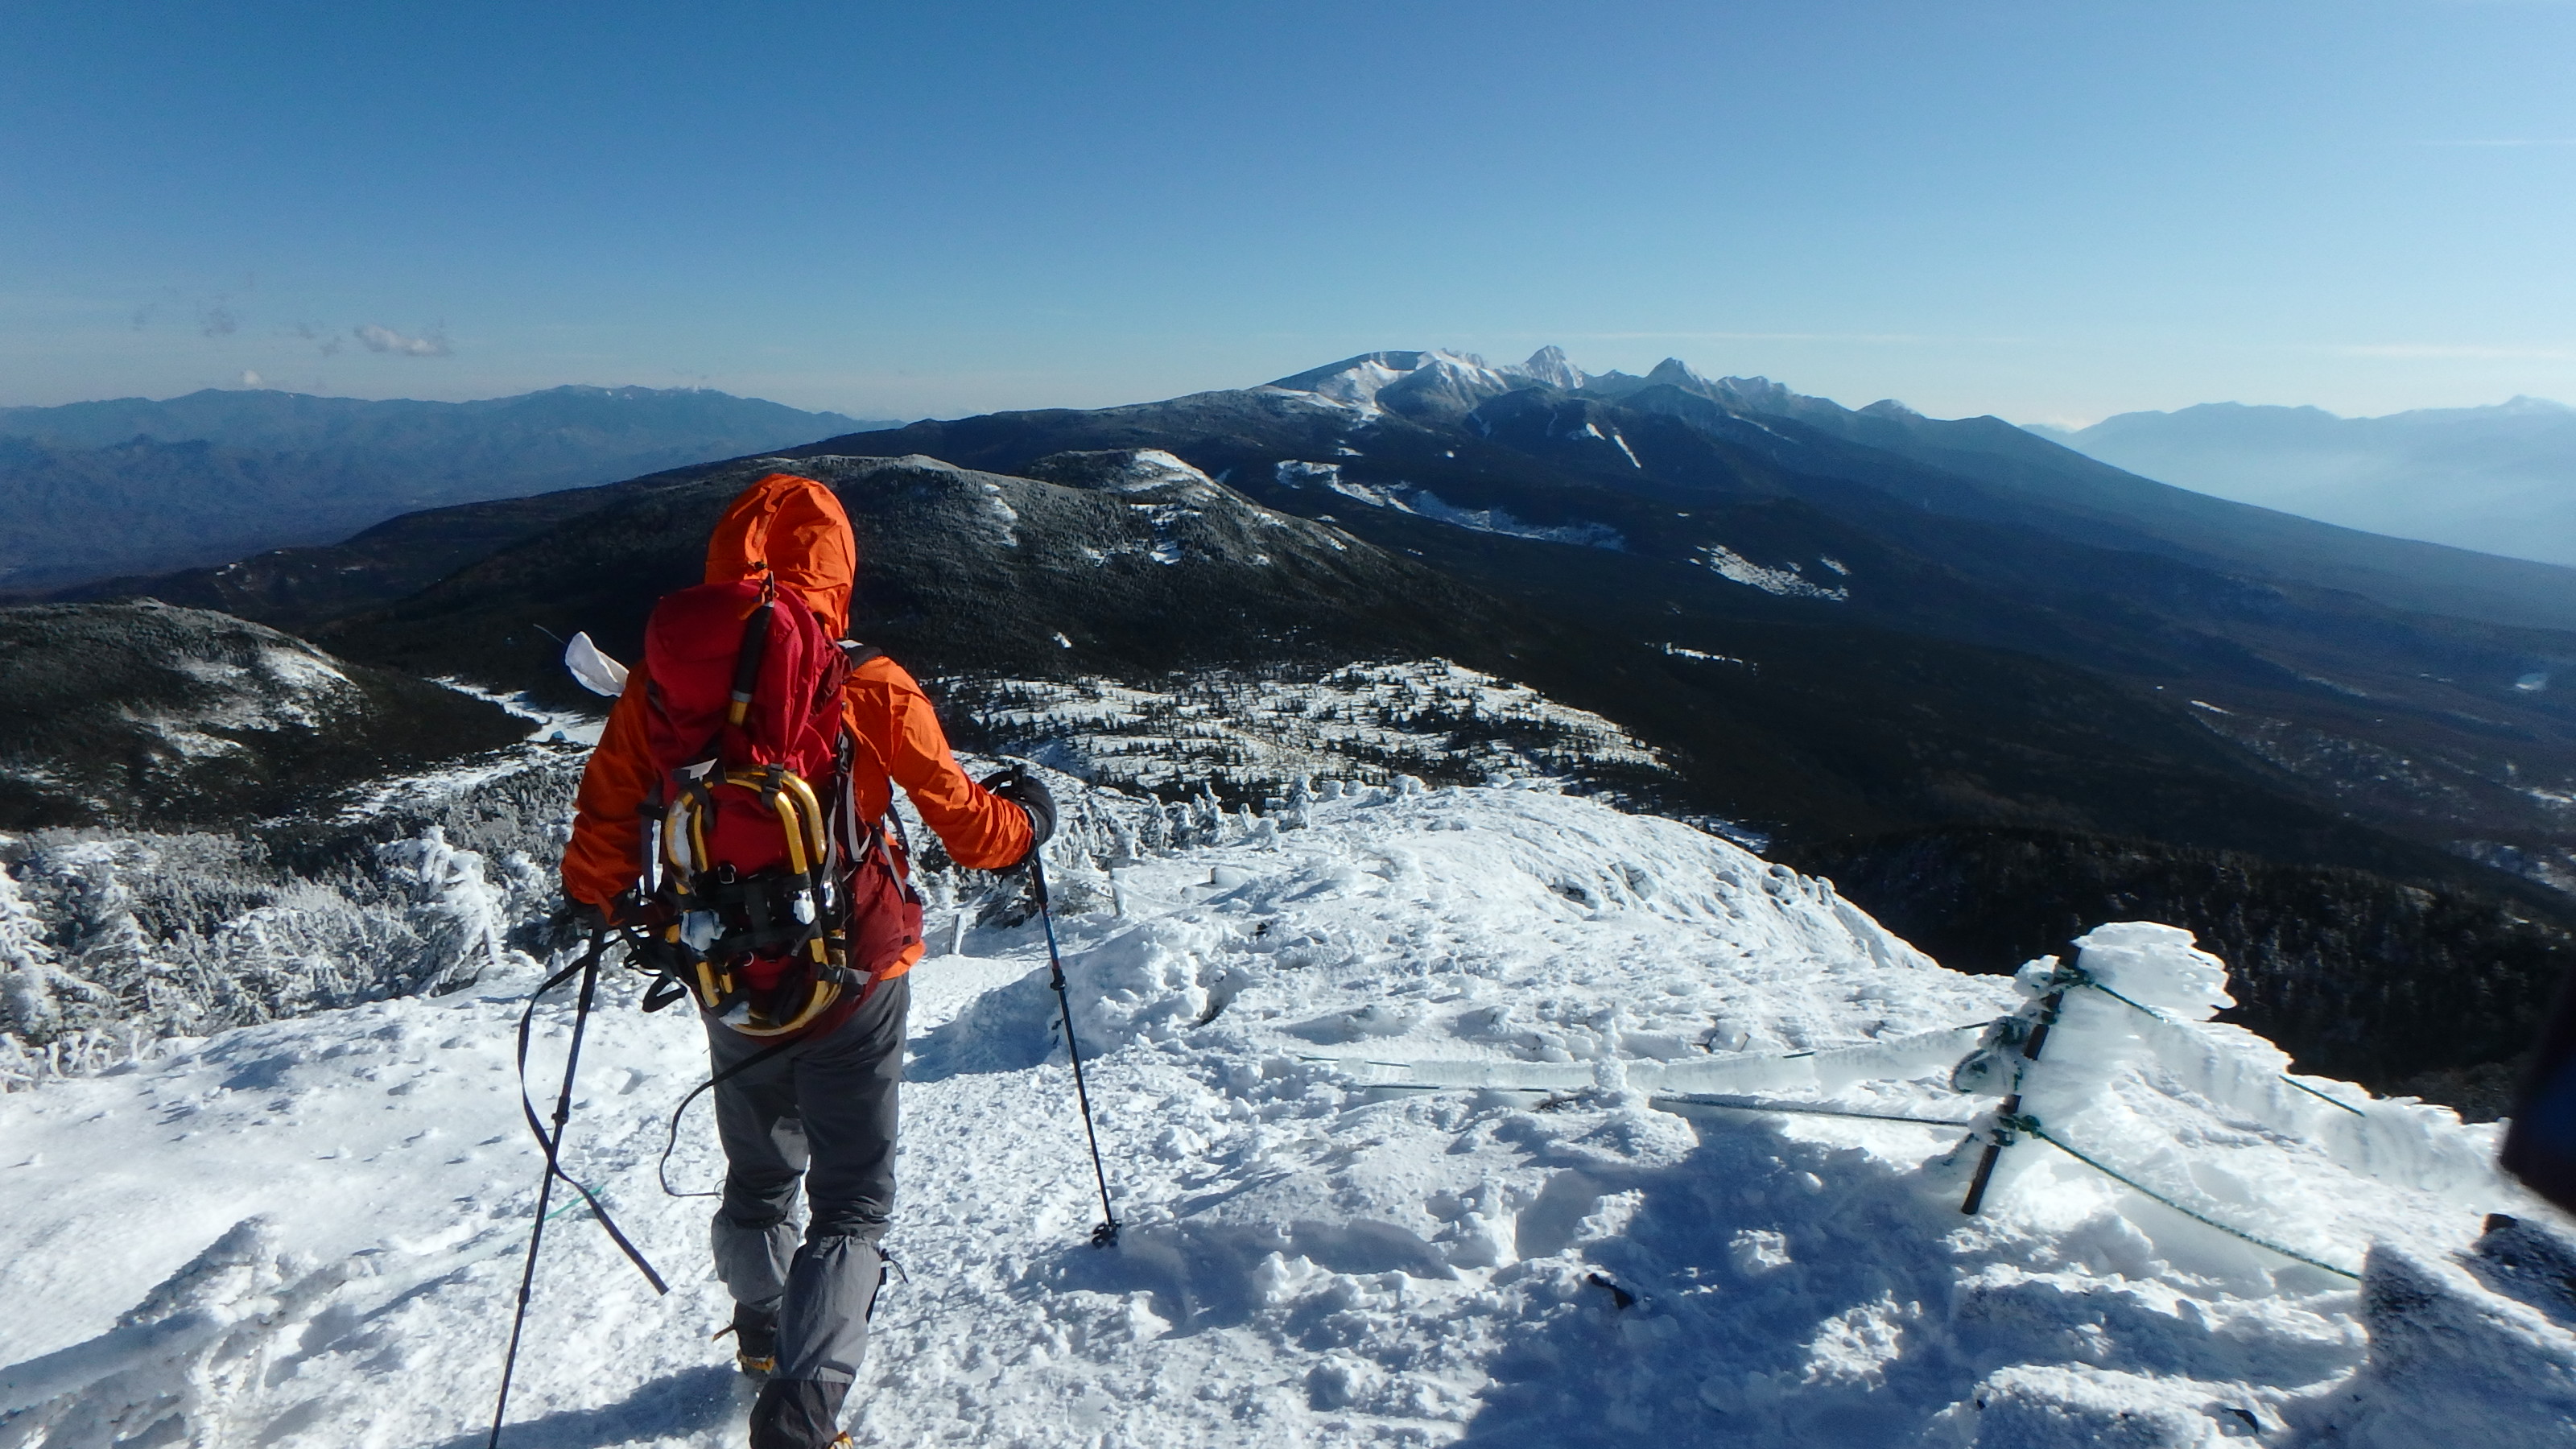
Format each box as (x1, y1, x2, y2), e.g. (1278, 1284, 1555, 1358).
(2029, 397, 2576, 568)
(0, 385, 896, 591)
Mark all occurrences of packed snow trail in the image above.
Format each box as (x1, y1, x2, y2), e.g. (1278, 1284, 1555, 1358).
(0, 783, 2564, 1447)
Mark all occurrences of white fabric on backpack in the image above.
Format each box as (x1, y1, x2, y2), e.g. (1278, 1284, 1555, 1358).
(564, 631, 630, 698)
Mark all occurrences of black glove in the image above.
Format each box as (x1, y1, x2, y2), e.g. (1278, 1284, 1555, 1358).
(547, 898, 607, 951)
(981, 767, 1057, 857)
(553, 889, 649, 941)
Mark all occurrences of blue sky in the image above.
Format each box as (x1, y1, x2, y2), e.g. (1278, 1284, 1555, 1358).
(3, 0, 2571, 423)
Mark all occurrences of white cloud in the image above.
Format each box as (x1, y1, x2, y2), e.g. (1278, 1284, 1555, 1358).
(2335, 342, 2575, 360)
(354, 324, 451, 357)
(240, 370, 262, 387)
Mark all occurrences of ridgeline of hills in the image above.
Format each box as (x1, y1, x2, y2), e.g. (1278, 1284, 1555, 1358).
(2032, 396, 2576, 570)
(13, 346, 2576, 1113)
(0, 601, 523, 829)
(0, 385, 896, 592)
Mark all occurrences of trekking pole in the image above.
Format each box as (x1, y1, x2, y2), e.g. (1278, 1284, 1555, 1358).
(488, 931, 667, 1447)
(1022, 796, 1121, 1247)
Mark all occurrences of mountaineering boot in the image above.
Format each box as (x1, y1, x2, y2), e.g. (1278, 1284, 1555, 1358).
(747, 1377, 849, 1449)
(728, 1299, 780, 1378)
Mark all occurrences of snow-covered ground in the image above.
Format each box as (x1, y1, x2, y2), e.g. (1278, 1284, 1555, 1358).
(2, 782, 2570, 1447)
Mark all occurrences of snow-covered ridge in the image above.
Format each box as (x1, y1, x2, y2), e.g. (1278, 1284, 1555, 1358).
(2, 781, 2563, 1447)
(1259, 345, 1871, 433)
(14, 605, 370, 775)
(1262, 349, 1520, 415)
(944, 660, 1671, 805)
(0, 600, 528, 831)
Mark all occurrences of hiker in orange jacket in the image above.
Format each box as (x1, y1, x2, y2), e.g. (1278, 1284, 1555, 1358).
(560, 473, 1051, 1449)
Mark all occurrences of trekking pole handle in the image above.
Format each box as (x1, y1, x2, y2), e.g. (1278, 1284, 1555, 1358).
(1006, 760, 1052, 906)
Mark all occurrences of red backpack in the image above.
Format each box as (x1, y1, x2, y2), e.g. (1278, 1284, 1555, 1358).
(635, 569, 922, 1036)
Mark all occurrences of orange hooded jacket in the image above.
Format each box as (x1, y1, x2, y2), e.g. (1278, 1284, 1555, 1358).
(559, 473, 1033, 982)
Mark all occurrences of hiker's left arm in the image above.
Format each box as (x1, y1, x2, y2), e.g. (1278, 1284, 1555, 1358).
(859, 660, 1034, 870)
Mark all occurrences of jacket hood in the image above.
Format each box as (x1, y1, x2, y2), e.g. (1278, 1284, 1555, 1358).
(704, 473, 856, 634)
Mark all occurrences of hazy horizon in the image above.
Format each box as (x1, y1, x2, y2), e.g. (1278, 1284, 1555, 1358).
(4, 353, 2565, 436)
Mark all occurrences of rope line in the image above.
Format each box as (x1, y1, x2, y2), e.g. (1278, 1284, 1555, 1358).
(1656, 1094, 1978, 1129)
(2058, 968, 2373, 1121)
(2070, 972, 2167, 1022)
(1358, 1079, 1978, 1130)
(2277, 1074, 2369, 1118)
(1314, 962, 2376, 1276)
(2004, 1113, 2361, 1280)
(1302, 1021, 1992, 1080)
(543, 1185, 612, 1226)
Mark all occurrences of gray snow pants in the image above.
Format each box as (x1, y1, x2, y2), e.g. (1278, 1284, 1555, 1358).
(704, 972, 908, 1387)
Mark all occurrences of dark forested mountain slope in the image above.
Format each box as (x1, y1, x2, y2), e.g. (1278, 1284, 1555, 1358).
(268, 436, 2558, 933)
(1789, 826, 2570, 1117)
(1586, 361, 2576, 634)
(0, 601, 522, 829)
(329, 449, 1566, 707)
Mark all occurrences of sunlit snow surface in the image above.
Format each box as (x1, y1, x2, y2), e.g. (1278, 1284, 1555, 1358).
(2, 784, 2569, 1447)
(1696, 545, 1851, 602)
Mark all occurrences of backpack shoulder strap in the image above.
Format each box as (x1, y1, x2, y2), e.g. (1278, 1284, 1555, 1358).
(837, 639, 887, 668)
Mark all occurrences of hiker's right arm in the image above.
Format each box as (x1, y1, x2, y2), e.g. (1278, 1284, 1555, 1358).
(562, 660, 658, 913)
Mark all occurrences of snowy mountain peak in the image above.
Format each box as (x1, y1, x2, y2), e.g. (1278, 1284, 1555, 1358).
(1263, 349, 1525, 420)
(1510, 345, 1587, 390)
(1265, 346, 1595, 412)
(1571, 361, 1821, 420)
(1645, 356, 1711, 390)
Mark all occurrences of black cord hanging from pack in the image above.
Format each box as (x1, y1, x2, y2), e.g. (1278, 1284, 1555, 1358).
(657, 1033, 804, 1198)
